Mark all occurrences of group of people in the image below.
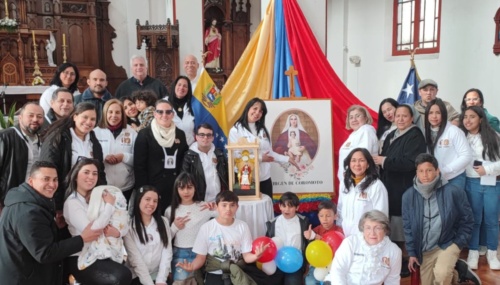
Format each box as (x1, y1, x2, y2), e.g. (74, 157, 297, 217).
(335, 78, 500, 284)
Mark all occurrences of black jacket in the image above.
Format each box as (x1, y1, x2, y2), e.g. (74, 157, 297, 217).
(380, 126, 426, 216)
(39, 128, 106, 210)
(182, 147, 229, 201)
(0, 126, 30, 207)
(73, 88, 113, 123)
(0, 182, 84, 285)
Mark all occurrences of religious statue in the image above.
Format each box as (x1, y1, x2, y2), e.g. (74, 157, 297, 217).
(204, 18, 222, 72)
(46, 32, 56, 67)
(239, 163, 252, 190)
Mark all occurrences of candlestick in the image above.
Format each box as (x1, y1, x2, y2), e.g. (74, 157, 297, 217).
(32, 30, 35, 44)
(63, 33, 66, 46)
(4, 0, 8, 18)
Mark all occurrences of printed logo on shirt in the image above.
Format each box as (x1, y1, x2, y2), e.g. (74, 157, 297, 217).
(438, 139, 450, 147)
(212, 156, 218, 164)
(358, 192, 368, 201)
(344, 142, 351, 148)
(382, 257, 391, 268)
(175, 138, 180, 144)
(121, 132, 131, 145)
(354, 252, 364, 257)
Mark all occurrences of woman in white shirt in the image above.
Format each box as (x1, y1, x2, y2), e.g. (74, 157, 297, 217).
(63, 158, 132, 285)
(94, 99, 137, 201)
(338, 105, 378, 183)
(229, 98, 299, 197)
(424, 99, 472, 189)
(166, 76, 195, 145)
(39, 62, 81, 114)
(124, 185, 173, 285)
(327, 210, 401, 285)
(337, 148, 389, 237)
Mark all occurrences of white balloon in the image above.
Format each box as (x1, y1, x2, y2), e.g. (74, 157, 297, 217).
(271, 236, 284, 249)
(262, 260, 277, 275)
(313, 267, 329, 281)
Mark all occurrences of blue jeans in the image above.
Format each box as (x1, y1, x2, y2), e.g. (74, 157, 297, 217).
(447, 172, 466, 190)
(171, 246, 196, 281)
(465, 178, 500, 250)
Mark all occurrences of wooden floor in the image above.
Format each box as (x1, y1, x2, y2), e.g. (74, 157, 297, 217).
(400, 248, 500, 285)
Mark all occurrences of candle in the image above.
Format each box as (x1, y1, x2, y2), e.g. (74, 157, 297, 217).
(63, 33, 66, 46)
(4, 0, 8, 18)
(32, 31, 35, 44)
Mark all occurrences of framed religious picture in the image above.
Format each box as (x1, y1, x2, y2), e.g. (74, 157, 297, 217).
(226, 138, 261, 200)
(265, 99, 334, 193)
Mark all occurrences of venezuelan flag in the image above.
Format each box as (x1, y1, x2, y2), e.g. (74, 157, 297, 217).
(192, 68, 228, 149)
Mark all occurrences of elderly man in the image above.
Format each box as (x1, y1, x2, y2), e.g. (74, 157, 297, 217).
(115, 55, 168, 100)
(0, 161, 101, 285)
(0, 102, 44, 212)
(402, 153, 479, 285)
(413, 79, 460, 131)
(74, 69, 113, 122)
(183, 54, 200, 89)
(43, 87, 74, 126)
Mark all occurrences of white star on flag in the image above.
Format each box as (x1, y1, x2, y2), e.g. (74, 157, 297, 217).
(402, 83, 414, 99)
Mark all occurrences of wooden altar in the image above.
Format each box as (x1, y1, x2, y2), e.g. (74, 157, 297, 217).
(0, 0, 126, 110)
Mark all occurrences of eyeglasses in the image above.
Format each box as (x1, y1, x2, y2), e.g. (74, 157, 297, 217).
(363, 225, 385, 234)
(196, 133, 214, 138)
(62, 71, 76, 77)
(349, 114, 365, 120)
(155, 109, 174, 116)
(465, 98, 480, 102)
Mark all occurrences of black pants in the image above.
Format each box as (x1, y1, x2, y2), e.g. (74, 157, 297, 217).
(65, 256, 132, 285)
(260, 178, 273, 198)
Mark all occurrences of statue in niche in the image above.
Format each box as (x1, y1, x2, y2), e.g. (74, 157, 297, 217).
(45, 32, 56, 67)
(204, 18, 222, 72)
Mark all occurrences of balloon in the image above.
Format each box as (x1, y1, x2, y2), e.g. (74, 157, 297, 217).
(313, 267, 329, 281)
(256, 261, 263, 270)
(262, 260, 277, 275)
(271, 236, 284, 249)
(322, 231, 344, 254)
(252, 236, 277, 263)
(305, 240, 333, 268)
(275, 246, 303, 273)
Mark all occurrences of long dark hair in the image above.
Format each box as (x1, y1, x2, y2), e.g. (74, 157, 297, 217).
(460, 106, 500, 161)
(234, 98, 270, 139)
(343, 148, 379, 193)
(460, 88, 484, 112)
(64, 157, 100, 199)
(376, 98, 398, 139)
(132, 185, 169, 247)
(168, 75, 193, 116)
(424, 99, 447, 155)
(41, 102, 97, 145)
(169, 172, 201, 225)
(50, 62, 80, 94)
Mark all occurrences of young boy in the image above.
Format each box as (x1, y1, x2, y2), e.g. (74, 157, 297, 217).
(266, 191, 312, 285)
(303, 200, 343, 285)
(131, 89, 157, 130)
(176, 191, 267, 285)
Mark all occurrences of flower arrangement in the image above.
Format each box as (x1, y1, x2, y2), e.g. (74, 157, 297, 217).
(0, 17, 18, 33)
(32, 76, 45, 86)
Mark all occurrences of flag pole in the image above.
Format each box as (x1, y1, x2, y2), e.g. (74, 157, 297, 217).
(408, 47, 421, 80)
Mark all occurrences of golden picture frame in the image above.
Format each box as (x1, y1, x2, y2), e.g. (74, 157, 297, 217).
(226, 137, 261, 200)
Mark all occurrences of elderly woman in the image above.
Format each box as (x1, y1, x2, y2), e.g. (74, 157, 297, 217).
(338, 105, 378, 182)
(39, 62, 81, 114)
(337, 148, 389, 237)
(94, 99, 137, 201)
(327, 210, 402, 285)
(134, 99, 189, 212)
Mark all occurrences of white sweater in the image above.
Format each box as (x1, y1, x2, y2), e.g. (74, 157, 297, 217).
(327, 233, 401, 285)
(431, 122, 472, 180)
(465, 133, 500, 177)
(94, 125, 137, 191)
(337, 179, 389, 237)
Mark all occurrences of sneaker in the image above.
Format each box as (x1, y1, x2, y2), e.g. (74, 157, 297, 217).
(467, 250, 479, 270)
(455, 259, 481, 285)
(479, 245, 487, 256)
(486, 250, 500, 270)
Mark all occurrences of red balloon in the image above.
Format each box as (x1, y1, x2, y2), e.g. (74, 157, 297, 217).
(252, 236, 277, 263)
(321, 231, 344, 253)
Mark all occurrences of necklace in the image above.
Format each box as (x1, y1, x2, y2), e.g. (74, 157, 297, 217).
(178, 107, 183, 112)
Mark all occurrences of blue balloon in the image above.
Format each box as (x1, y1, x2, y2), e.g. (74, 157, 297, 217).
(275, 246, 303, 273)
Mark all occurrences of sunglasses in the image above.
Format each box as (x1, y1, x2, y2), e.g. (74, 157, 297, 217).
(155, 109, 174, 116)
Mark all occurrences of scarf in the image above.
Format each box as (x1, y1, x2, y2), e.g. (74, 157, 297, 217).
(414, 174, 440, 199)
(151, 118, 176, 148)
(390, 125, 416, 145)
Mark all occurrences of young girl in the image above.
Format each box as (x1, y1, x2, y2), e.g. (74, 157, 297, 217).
(132, 90, 157, 131)
(164, 172, 216, 283)
(124, 186, 173, 285)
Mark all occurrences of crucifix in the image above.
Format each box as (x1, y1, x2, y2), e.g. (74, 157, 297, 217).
(284, 65, 298, 98)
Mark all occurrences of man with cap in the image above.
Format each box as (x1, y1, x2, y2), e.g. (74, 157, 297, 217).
(414, 79, 460, 131)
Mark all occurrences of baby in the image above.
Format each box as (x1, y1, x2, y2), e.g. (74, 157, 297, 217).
(288, 131, 303, 163)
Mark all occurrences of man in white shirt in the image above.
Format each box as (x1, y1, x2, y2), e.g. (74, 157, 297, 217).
(182, 123, 228, 202)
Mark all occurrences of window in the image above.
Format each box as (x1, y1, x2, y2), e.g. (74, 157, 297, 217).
(392, 0, 442, 56)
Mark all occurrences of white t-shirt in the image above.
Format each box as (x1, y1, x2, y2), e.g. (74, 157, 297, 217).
(192, 218, 253, 274)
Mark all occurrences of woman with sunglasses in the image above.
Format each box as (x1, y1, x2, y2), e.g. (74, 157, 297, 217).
(94, 99, 138, 201)
(40, 102, 106, 214)
(134, 99, 189, 212)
